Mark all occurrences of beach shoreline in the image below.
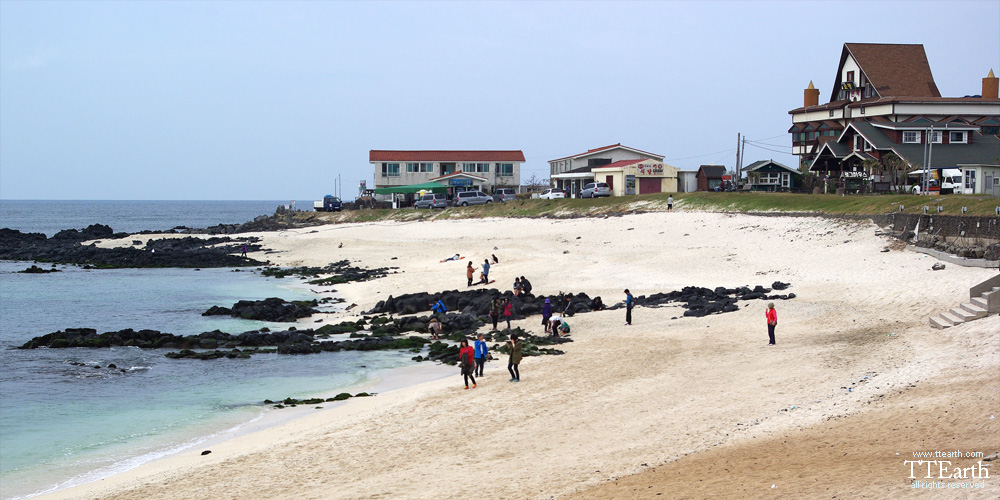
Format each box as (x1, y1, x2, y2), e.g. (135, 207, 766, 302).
(31, 212, 1000, 499)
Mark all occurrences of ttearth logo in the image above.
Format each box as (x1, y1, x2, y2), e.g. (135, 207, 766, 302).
(905, 450, 991, 490)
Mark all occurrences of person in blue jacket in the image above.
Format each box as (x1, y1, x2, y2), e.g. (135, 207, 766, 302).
(431, 298, 447, 315)
(480, 259, 491, 284)
(473, 333, 489, 377)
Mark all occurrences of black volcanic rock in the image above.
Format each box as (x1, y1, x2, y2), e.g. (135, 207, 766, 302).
(0, 226, 264, 268)
(203, 297, 319, 322)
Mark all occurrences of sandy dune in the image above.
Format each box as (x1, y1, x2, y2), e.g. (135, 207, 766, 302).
(44, 211, 999, 499)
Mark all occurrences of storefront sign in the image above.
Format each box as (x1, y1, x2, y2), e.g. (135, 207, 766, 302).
(625, 175, 636, 195)
(449, 179, 473, 186)
(842, 171, 867, 178)
(637, 163, 664, 176)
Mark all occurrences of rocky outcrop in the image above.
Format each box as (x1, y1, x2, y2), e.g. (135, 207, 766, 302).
(261, 260, 397, 285)
(203, 298, 318, 322)
(19, 265, 61, 273)
(0, 226, 264, 268)
(371, 283, 794, 319)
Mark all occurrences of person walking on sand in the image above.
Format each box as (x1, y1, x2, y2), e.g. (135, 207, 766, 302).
(667, 195, 674, 210)
(506, 333, 522, 382)
(474, 333, 489, 377)
(459, 338, 477, 389)
(541, 298, 553, 333)
(624, 289, 634, 325)
(489, 298, 502, 331)
(466, 262, 477, 287)
(503, 298, 514, 330)
(240, 243, 247, 258)
(766, 302, 777, 345)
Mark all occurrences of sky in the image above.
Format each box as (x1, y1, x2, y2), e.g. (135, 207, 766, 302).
(1, 1, 998, 201)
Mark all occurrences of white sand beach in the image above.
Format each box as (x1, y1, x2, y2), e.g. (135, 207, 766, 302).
(46, 211, 999, 499)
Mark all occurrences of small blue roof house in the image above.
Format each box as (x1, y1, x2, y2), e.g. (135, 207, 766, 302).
(745, 160, 801, 192)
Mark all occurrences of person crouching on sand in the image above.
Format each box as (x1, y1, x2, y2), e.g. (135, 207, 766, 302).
(459, 338, 477, 389)
(506, 333, 522, 382)
(428, 317, 443, 340)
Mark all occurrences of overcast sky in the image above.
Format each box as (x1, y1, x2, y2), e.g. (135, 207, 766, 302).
(1, 1, 998, 201)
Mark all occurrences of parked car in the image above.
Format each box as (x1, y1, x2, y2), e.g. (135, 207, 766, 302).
(414, 193, 448, 209)
(493, 188, 517, 202)
(453, 190, 493, 207)
(580, 182, 611, 198)
(539, 189, 565, 200)
(321, 195, 342, 211)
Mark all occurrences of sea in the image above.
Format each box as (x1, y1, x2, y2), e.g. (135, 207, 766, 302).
(0, 200, 439, 499)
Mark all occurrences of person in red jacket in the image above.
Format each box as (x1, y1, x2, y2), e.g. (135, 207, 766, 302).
(503, 298, 514, 330)
(765, 302, 777, 345)
(458, 338, 477, 389)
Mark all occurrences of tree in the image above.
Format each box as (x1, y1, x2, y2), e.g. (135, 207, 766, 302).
(881, 152, 910, 193)
(522, 173, 549, 193)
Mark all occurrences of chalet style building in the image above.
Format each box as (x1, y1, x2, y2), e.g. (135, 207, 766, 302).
(369, 150, 524, 194)
(788, 43, 1000, 194)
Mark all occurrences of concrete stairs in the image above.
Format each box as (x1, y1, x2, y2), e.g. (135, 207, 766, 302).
(930, 284, 999, 329)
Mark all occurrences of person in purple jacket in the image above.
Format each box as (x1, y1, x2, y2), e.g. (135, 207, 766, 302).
(541, 298, 553, 334)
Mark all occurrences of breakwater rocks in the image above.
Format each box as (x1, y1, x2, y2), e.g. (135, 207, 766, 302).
(261, 260, 397, 285)
(203, 298, 319, 322)
(0, 225, 265, 268)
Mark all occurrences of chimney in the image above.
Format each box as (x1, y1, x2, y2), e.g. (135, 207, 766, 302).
(804, 81, 820, 107)
(984, 69, 999, 99)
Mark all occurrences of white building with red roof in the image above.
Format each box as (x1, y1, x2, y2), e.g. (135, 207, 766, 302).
(548, 143, 666, 196)
(369, 150, 525, 196)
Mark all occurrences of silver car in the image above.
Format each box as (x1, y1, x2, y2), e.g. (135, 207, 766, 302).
(493, 188, 517, 202)
(453, 190, 493, 207)
(581, 182, 612, 198)
(414, 193, 448, 209)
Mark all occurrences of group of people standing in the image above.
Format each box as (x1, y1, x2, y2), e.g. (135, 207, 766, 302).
(466, 254, 501, 286)
(458, 332, 522, 389)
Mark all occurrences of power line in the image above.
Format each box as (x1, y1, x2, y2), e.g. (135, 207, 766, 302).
(743, 142, 790, 155)
(744, 138, 790, 148)
(747, 133, 787, 142)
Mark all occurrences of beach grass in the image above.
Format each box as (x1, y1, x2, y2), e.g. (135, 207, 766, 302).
(301, 192, 1000, 225)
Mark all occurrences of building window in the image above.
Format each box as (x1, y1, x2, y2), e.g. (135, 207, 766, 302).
(757, 172, 780, 185)
(406, 162, 433, 173)
(846, 70, 854, 84)
(381, 163, 400, 177)
(497, 163, 514, 177)
(929, 131, 942, 144)
(949, 131, 967, 144)
(462, 162, 489, 173)
(860, 107, 865, 115)
(903, 131, 921, 143)
(829, 110, 834, 117)
(983, 126, 998, 135)
(853, 135, 863, 151)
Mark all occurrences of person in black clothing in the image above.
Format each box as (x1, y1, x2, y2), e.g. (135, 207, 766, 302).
(520, 276, 532, 295)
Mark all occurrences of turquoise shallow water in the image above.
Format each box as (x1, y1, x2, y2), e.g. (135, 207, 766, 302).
(0, 201, 420, 499)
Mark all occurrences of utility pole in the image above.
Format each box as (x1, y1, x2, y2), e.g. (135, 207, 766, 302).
(736, 133, 741, 188)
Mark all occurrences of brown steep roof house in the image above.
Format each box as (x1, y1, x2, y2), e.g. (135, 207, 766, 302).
(836, 43, 941, 100)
